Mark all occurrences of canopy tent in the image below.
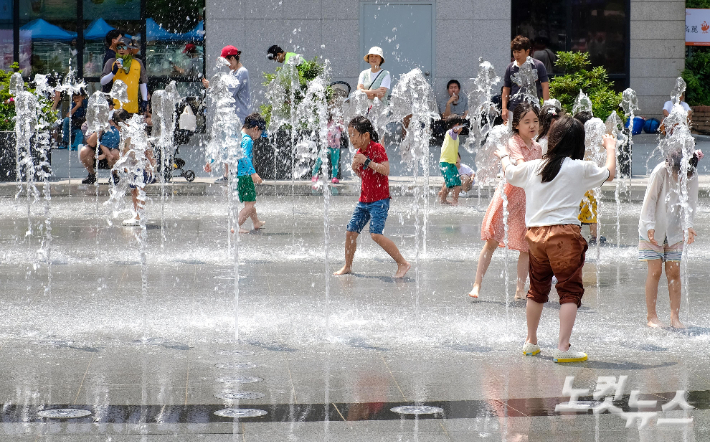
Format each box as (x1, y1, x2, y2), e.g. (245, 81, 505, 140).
(182, 21, 204, 42)
(146, 18, 184, 42)
(20, 19, 77, 42)
(84, 18, 115, 41)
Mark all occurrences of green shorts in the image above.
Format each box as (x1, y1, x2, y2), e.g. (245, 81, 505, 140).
(237, 175, 256, 202)
(440, 162, 461, 188)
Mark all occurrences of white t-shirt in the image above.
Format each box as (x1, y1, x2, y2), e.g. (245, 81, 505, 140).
(458, 163, 474, 176)
(663, 100, 691, 114)
(505, 158, 610, 227)
(358, 68, 391, 90)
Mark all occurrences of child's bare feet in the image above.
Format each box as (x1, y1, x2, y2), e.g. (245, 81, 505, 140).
(514, 289, 526, 300)
(253, 220, 266, 230)
(647, 316, 664, 328)
(239, 228, 250, 234)
(394, 261, 411, 278)
(468, 283, 480, 298)
(670, 317, 686, 329)
(333, 266, 352, 275)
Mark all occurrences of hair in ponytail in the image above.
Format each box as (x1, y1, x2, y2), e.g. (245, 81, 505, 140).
(348, 116, 379, 142)
(538, 115, 585, 182)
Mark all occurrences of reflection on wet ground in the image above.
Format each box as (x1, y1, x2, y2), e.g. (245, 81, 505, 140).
(1, 194, 709, 440)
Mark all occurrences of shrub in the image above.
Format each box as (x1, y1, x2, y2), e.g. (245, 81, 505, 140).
(0, 63, 58, 132)
(548, 51, 624, 122)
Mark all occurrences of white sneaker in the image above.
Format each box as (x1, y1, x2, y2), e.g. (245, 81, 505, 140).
(122, 217, 140, 226)
(522, 342, 541, 356)
(553, 347, 588, 363)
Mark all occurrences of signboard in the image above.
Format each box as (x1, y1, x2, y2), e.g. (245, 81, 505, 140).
(686, 8, 710, 46)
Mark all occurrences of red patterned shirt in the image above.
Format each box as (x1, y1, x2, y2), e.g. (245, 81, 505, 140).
(356, 141, 390, 203)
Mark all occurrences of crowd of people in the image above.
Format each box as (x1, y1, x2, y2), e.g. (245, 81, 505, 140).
(44, 31, 700, 362)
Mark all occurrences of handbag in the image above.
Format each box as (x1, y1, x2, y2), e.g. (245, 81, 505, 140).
(179, 105, 197, 131)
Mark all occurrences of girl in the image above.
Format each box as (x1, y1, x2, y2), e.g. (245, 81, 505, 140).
(639, 148, 701, 329)
(499, 115, 616, 362)
(334, 116, 410, 278)
(312, 113, 344, 184)
(537, 102, 563, 155)
(469, 103, 541, 300)
(357, 47, 391, 104)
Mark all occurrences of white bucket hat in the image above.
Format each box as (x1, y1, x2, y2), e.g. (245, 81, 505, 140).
(364, 46, 385, 64)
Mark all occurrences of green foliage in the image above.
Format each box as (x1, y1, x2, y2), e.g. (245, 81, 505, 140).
(0, 64, 58, 132)
(687, 0, 710, 8)
(682, 48, 710, 106)
(261, 56, 333, 128)
(549, 51, 624, 122)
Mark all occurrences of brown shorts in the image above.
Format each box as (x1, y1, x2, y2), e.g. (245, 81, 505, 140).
(526, 224, 588, 307)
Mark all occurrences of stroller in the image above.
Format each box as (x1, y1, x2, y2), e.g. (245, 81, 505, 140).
(154, 98, 199, 183)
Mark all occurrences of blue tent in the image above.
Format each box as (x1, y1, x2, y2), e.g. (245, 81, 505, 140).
(182, 21, 204, 42)
(84, 18, 115, 41)
(20, 19, 77, 41)
(146, 18, 184, 42)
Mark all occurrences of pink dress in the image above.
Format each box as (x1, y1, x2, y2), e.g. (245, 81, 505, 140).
(480, 134, 542, 253)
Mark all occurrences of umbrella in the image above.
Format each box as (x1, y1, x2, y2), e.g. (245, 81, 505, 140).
(84, 18, 115, 41)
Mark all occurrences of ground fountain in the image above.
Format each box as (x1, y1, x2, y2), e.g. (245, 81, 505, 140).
(151, 81, 181, 248)
(54, 64, 85, 186)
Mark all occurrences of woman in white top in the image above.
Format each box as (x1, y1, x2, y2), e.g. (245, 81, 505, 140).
(662, 92, 692, 119)
(639, 149, 701, 329)
(357, 46, 391, 104)
(498, 115, 616, 363)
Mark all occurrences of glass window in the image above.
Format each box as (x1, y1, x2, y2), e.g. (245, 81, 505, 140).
(19, 1, 78, 76)
(147, 0, 204, 86)
(82, 19, 142, 78)
(0, 0, 12, 70)
(512, 0, 627, 77)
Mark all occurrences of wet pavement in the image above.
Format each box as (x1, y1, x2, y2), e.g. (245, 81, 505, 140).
(1, 192, 709, 440)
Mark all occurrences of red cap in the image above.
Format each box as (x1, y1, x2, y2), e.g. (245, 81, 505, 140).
(221, 45, 240, 57)
(183, 43, 197, 54)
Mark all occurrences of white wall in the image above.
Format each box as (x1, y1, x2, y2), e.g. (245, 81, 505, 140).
(205, 0, 511, 113)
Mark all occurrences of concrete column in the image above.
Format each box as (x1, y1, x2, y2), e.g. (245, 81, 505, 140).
(629, 0, 686, 119)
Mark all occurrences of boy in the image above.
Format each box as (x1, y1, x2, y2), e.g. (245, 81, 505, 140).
(205, 113, 266, 233)
(502, 35, 550, 122)
(438, 121, 464, 205)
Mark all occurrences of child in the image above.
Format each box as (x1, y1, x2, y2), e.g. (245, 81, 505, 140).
(573, 111, 605, 245)
(334, 116, 410, 278)
(312, 113, 343, 184)
(207, 113, 266, 233)
(501, 35, 550, 122)
(469, 103, 540, 300)
(537, 102, 562, 155)
(500, 115, 616, 362)
(438, 120, 465, 205)
(639, 149, 701, 329)
(457, 153, 475, 193)
(116, 111, 156, 226)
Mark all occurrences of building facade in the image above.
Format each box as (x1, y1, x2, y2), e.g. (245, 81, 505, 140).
(8, 0, 686, 118)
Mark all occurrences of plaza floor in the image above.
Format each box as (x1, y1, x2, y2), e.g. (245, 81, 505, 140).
(1, 191, 709, 441)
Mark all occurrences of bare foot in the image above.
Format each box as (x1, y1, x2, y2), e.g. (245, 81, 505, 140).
(670, 317, 686, 329)
(238, 228, 250, 234)
(253, 220, 266, 230)
(647, 317, 664, 328)
(451, 199, 459, 206)
(333, 266, 352, 275)
(394, 261, 411, 278)
(468, 283, 480, 299)
(514, 289, 526, 300)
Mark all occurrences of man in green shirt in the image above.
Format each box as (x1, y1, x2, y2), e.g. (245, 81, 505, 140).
(266, 45, 300, 64)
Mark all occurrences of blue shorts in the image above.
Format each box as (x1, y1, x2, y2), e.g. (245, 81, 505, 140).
(346, 199, 390, 235)
(129, 170, 154, 189)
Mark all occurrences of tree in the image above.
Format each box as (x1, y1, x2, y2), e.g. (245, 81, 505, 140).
(548, 51, 624, 122)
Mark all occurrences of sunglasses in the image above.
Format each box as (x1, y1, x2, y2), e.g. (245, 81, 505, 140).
(117, 45, 127, 50)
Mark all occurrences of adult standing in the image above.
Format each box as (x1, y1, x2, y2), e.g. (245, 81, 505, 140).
(502, 35, 550, 122)
(357, 46, 391, 104)
(102, 30, 123, 93)
(202, 45, 251, 183)
(100, 38, 149, 115)
(266, 45, 301, 65)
